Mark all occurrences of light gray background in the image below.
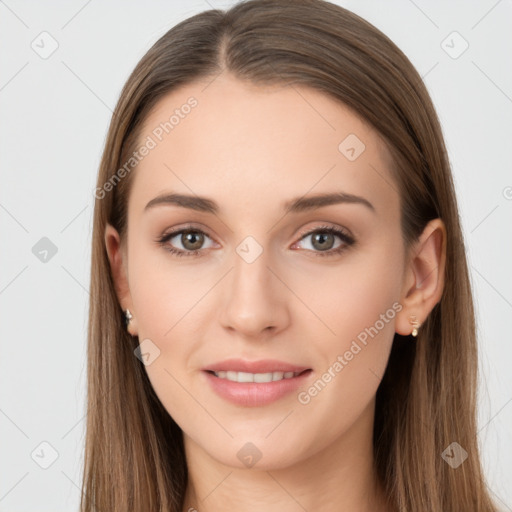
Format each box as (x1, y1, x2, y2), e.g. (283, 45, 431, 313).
(1, 1, 511, 510)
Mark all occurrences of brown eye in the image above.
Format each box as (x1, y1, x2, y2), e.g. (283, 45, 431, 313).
(180, 230, 205, 251)
(293, 225, 355, 258)
(156, 227, 216, 258)
(310, 231, 336, 251)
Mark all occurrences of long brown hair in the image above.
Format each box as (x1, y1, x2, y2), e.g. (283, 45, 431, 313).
(82, 1, 500, 510)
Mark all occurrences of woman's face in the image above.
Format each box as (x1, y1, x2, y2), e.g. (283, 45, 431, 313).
(110, 73, 411, 469)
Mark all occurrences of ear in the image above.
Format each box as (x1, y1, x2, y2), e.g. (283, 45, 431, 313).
(105, 223, 138, 336)
(395, 218, 447, 336)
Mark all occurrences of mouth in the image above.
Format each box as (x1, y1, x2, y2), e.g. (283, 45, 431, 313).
(202, 361, 313, 407)
(205, 369, 311, 383)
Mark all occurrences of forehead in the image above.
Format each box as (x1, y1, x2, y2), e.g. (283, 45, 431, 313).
(129, 73, 398, 219)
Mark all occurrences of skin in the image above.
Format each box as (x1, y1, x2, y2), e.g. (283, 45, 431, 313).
(105, 73, 446, 512)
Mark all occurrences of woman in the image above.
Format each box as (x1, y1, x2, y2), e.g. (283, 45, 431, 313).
(83, 0, 501, 510)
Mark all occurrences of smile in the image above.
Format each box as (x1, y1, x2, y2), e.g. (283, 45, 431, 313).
(211, 370, 304, 383)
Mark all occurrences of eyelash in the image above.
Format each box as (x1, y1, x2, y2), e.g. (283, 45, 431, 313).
(156, 224, 355, 259)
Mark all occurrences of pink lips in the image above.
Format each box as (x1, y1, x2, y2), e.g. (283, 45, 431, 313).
(202, 358, 312, 407)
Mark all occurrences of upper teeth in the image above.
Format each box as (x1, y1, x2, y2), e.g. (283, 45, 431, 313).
(213, 371, 300, 383)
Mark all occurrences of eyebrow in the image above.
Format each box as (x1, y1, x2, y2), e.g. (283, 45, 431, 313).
(144, 191, 375, 214)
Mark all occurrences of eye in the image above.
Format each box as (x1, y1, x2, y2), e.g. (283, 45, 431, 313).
(156, 223, 355, 258)
(156, 226, 216, 258)
(292, 224, 355, 257)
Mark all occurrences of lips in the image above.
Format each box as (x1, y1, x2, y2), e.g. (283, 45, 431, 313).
(202, 359, 313, 406)
(203, 368, 312, 407)
(203, 358, 310, 374)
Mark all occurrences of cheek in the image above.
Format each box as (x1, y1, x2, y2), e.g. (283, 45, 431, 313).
(127, 244, 203, 427)
(126, 242, 222, 417)
(290, 247, 402, 419)
(128, 240, 203, 338)
(295, 245, 402, 348)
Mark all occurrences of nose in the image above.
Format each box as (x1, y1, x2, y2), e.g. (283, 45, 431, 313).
(219, 248, 290, 339)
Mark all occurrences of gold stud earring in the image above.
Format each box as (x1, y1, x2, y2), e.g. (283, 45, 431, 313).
(125, 309, 133, 328)
(410, 315, 420, 337)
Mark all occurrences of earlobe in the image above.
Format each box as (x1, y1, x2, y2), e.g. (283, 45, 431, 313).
(395, 218, 447, 336)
